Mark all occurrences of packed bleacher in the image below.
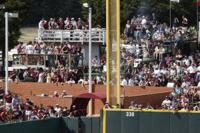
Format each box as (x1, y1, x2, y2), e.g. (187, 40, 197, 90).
(122, 14, 195, 43)
(8, 14, 200, 88)
(120, 14, 200, 111)
(16, 41, 82, 55)
(9, 43, 105, 85)
(38, 17, 102, 30)
(120, 13, 199, 88)
(39, 17, 87, 30)
(127, 85, 200, 111)
(14, 41, 83, 67)
(0, 90, 84, 124)
(1, 12, 200, 124)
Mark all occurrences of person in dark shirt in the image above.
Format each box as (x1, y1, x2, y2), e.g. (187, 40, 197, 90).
(61, 107, 70, 117)
(4, 91, 12, 104)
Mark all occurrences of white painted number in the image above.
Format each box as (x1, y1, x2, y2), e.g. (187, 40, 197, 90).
(126, 112, 134, 117)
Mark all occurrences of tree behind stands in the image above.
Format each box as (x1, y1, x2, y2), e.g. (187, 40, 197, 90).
(23, 0, 82, 26)
(0, 0, 29, 51)
(82, 0, 197, 30)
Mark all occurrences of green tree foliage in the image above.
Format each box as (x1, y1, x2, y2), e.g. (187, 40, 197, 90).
(81, 0, 106, 27)
(24, 0, 82, 26)
(0, 0, 198, 51)
(81, 0, 198, 29)
(120, 0, 140, 29)
(0, 0, 29, 50)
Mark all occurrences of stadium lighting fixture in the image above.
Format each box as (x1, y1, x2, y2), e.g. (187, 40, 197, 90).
(82, 3, 92, 116)
(5, 12, 18, 95)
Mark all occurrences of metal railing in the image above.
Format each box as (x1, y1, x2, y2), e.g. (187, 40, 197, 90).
(38, 29, 106, 44)
(9, 53, 84, 70)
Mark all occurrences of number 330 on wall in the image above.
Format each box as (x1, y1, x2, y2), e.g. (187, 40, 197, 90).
(126, 112, 135, 117)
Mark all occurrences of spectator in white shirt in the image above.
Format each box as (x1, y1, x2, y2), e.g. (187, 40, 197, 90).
(128, 77, 135, 87)
(141, 16, 147, 27)
(128, 44, 135, 55)
(78, 77, 87, 84)
(26, 42, 34, 54)
(64, 17, 70, 29)
(187, 64, 197, 74)
(183, 57, 190, 67)
(38, 71, 45, 83)
(154, 67, 161, 76)
(38, 18, 45, 30)
(71, 18, 77, 29)
(121, 77, 128, 87)
(92, 56, 100, 67)
(169, 67, 176, 77)
(25, 107, 32, 120)
(67, 78, 75, 85)
(96, 76, 102, 84)
(54, 104, 62, 117)
(162, 96, 171, 109)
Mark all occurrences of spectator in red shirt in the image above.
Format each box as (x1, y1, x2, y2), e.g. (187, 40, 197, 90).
(57, 17, 65, 30)
(4, 91, 12, 110)
(0, 109, 7, 123)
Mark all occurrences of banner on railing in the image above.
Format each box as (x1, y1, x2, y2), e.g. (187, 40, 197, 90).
(38, 29, 106, 43)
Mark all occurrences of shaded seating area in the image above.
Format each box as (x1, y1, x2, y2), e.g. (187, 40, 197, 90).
(70, 93, 106, 116)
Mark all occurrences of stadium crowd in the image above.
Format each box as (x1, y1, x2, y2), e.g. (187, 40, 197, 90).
(118, 14, 200, 111)
(2, 13, 200, 124)
(127, 84, 200, 111)
(13, 41, 83, 67)
(9, 40, 106, 85)
(9, 14, 200, 89)
(122, 14, 194, 43)
(0, 91, 83, 124)
(38, 17, 101, 30)
(39, 17, 84, 30)
(16, 41, 82, 55)
(120, 13, 198, 87)
(9, 58, 105, 86)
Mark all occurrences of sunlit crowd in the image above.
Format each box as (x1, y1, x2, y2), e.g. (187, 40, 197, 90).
(0, 91, 82, 124)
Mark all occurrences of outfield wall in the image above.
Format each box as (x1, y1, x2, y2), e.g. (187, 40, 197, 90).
(1, 110, 200, 133)
(0, 117, 100, 133)
(103, 109, 200, 133)
(60, 117, 100, 133)
(0, 118, 61, 133)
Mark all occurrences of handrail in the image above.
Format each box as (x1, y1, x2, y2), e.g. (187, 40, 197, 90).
(11, 53, 84, 69)
(38, 29, 106, 43)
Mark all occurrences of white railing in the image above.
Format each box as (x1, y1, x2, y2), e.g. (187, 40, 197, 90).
(38, 29, 106, 44)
